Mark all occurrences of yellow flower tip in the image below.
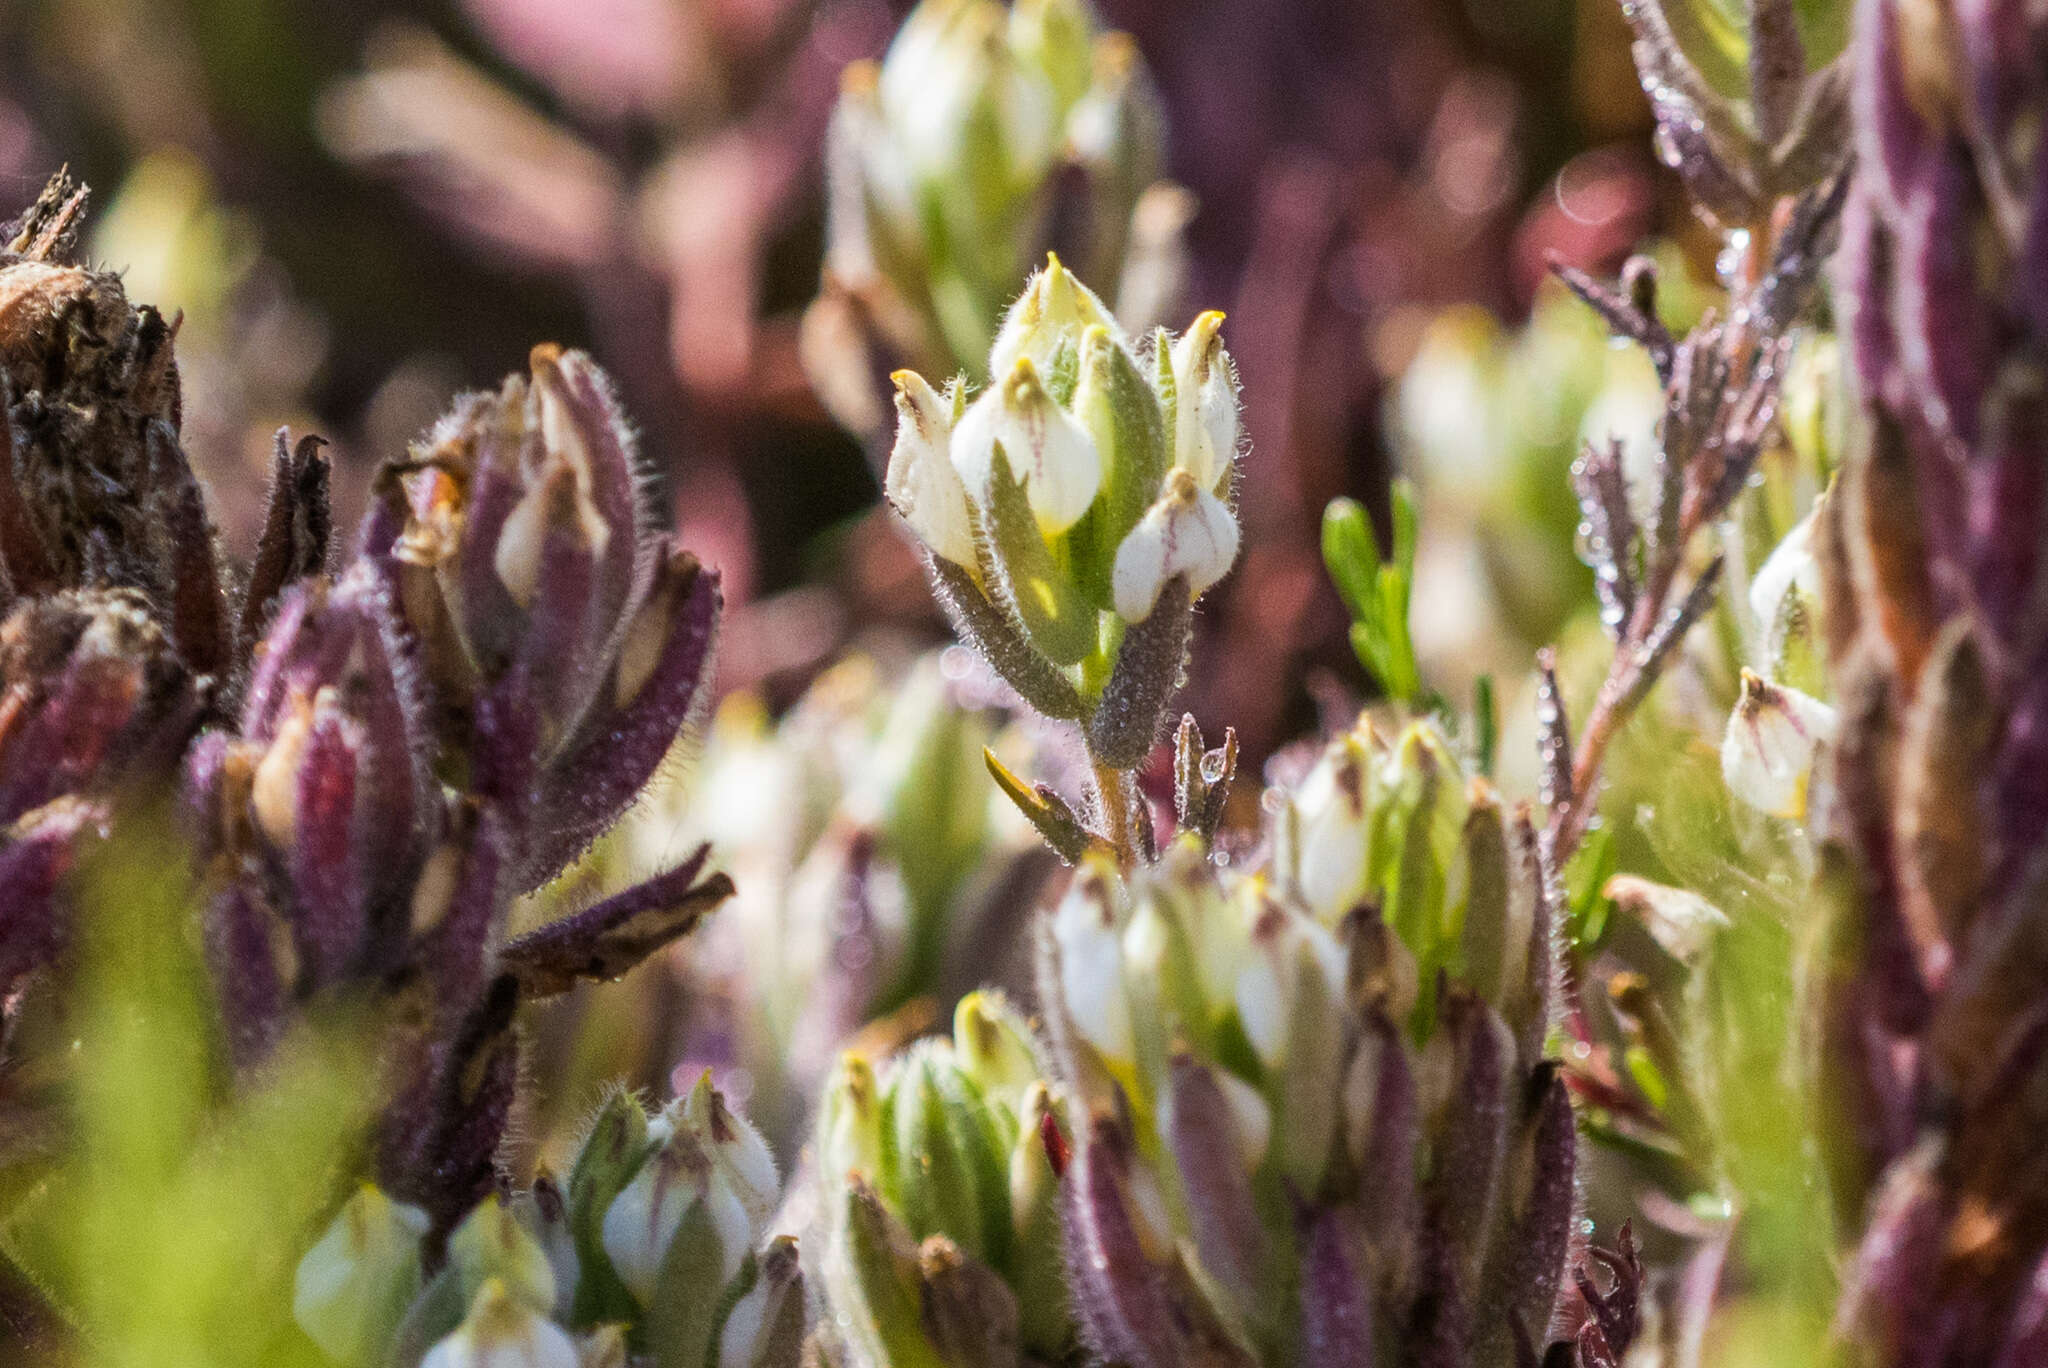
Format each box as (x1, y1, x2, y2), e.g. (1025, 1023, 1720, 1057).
(1093, 31, 1140, 75)
(528, 341, 565, 373)
(839, 59, 881, 97)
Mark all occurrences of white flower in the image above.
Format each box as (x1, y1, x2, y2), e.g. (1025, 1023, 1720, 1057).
(952, 356, 1103, 533)
(1051, 863, 1134, 1067)
(293, 1185, 428, 1368)
(1110, 469, 1240, 621)
(886, 371, 980, 567)
(1233, 898, 1345, 1068)
(419, 1278, 578, 1368)
(1168, 310, 1239, 488)
(1275, 729, 1373, 921)
(676, 1071, 780, 1235)
(1721, 669, 1838, 819)
(600, 1130, 755, 1305)
(989, 255, 1122, 380)
(1749, 503, 1822, 644)
(879, 1, 1056, 186)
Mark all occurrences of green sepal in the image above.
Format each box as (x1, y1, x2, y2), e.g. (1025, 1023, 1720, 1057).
(1067, 327, 1167, 609)
(982, 447, 1099, 664)
(641, 1202, 735, 1367)
(834, 1181, 950, 1368)
(566, 1091, 656, 1328)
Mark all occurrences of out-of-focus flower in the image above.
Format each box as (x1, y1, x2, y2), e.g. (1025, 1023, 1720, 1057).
(1720, 668, 1836, 820)
(1035, 713, 1598, 1366)
(292, 1185, 430, 1368)
(813, 991, 1073, 1366)
(296, 1076, 797, 1368)
(419, 1278, 579, 1368)
(579, 650, 1052, 1153)
(805, 0, 1177, 439)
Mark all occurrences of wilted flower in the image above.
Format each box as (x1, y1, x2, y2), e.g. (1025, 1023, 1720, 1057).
(370, 344, 720, 888)
(1037, 715, 1585, 1365)
(809, 0, 1174, 433)
(813, 991, 1073, 1366)
(1822, 0, 2048, 1359)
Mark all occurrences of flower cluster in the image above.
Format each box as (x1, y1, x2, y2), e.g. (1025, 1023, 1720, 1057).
(808, 0, 1173, 436)
(294, 1074, 798, 1368)
(0, 173, 730, 1255)
(1035, 715, 1598, 1365)
(812, 992, 1072, 1367)
(885, 258, 1240, 855)
(564, 650, 1056, 1151)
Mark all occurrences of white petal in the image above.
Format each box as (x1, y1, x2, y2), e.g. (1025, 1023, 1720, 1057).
(1749, 504, 1822, 640)
(419, 1279, 578, 1368)
(678, 1072, 781, 1236)
(1110, 470, 1240, 621)
(952, 359, 1102, 533)
(1721, 670, 1838, 819)
(1170, 311, 1239, 488)
(1052, 865, 1133, 1066)
(716, 1274, 771, 1368)
(1214, 1069, 1272, 1171)
(1280, 733, 1372, 921)
(885, 371, 978, 565)
(600, 1150, 695, 1305)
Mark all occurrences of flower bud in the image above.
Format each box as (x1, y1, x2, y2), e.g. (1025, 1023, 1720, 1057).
(1274, 728, 1373, 921)
(811, 0, 1170, 405)
(599, 1109, 764, 1305)
(887, 270, 1243, 747)
(988, 255, 1121, 381)
(1721, 668, 1839, 819)
(293, 1185, 429, 1368)
(1109, 468, 1240, 623)
(953, 356, 1103, 534)
(1051, 859, 1135, 1069)
(885, 371, 979, 568)
(1167, 311, 1239, 489)
(374, 346, 718, 888)
(447, 1195, 557, 1317)
(1035, 708, 1575, 1364)
(563, 1090, 656, 1325)
(419, 1278, 579, 1368)
(953, 991, 1041, 1111)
